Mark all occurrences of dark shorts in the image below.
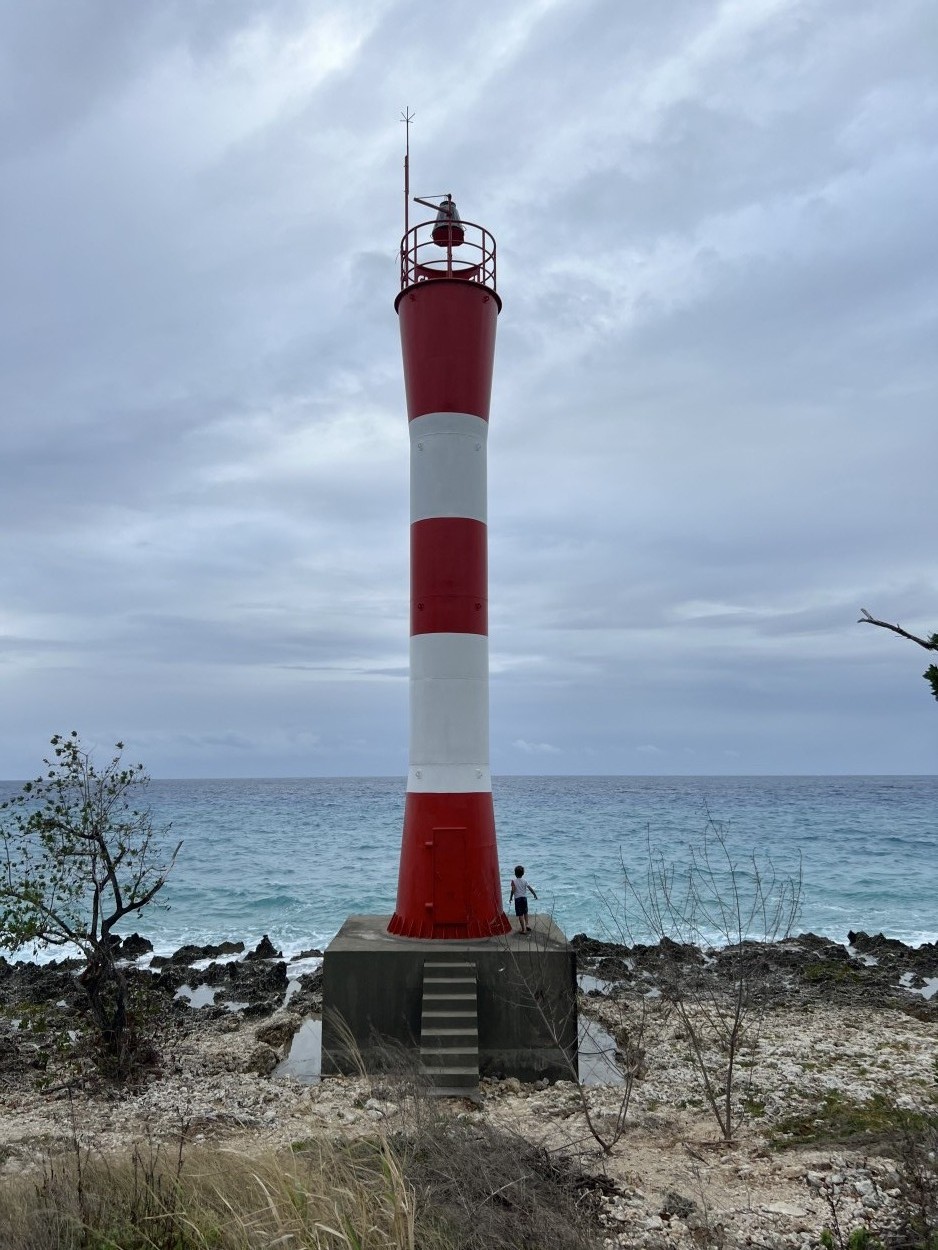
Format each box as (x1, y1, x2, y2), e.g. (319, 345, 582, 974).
(514, 897, 528, 917)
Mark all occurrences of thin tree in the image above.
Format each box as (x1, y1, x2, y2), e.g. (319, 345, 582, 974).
(0, 732, 181, 1075)
(621, 822, 802, 1141)
(493, 918, 648, 1156)
(858, 608, 938, 702)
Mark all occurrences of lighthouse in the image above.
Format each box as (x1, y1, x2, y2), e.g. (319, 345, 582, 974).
(388, 193, 511, 940)
(320, 141, 576, 1085)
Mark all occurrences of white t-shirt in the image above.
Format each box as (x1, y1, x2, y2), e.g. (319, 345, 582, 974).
(512, 876, 533, 898)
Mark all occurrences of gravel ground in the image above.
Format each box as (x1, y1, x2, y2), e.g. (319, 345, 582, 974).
(0, 932, 935, 1249)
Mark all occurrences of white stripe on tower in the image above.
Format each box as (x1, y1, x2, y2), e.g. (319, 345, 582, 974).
(408, 632, 490, 793)
(409, 410, 489, 796)
(410, 412, 487, 523)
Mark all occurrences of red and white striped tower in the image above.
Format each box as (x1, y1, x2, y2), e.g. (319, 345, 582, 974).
(387, 169, 511, 939)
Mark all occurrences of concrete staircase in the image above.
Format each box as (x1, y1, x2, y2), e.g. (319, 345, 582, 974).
(419, 961, 480, 1099)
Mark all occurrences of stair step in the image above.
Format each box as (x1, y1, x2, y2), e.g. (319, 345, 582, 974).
(420, 959, 480, 1099)
(423, 1056, 479, 1071)
(422, 1065, 478, 1082)
(422, 997, 477, 1014)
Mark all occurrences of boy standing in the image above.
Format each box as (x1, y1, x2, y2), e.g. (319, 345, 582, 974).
(509, 865, 537, 935)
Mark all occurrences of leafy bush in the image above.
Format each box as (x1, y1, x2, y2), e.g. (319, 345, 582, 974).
(0, 733, 180, 1076)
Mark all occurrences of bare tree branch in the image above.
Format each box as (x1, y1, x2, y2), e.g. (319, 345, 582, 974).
(617, 823, 802, 1142)
(858, 609, 938, 651)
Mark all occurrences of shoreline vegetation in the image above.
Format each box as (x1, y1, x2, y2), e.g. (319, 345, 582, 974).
(0, 930, 935, 1248)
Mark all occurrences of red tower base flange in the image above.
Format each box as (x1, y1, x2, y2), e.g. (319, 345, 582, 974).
(388, 791, 512, 939)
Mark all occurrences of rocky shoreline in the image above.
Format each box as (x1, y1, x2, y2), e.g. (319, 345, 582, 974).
(0, 930, 935, 1249)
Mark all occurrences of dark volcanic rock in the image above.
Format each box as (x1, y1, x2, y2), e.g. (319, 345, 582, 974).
(211, 959, 288, 1014)
(591, 956, 633, 983)
(765, 937, 848, 968)
(199, 961, 244, 988)
(795, 932, 846, 952)
(243, 959, 288, 995)
(0, 957, 83, 1008)
(847, 931, 938, 971)
(285, 967, 324, 1016)
(166, 940, 246, 965)
(146, 935, 292, 1016)
(152, 951, 290, 1017)
(629, 940, 705, 970)
(848, 931, 911, 957)
(571, 934, 631, 959)
(659, 936, 704, 963)
(847, 930, 938, 988)
(570, 931, 937, 1016)
(117, 933, 154, 959)
(246, 935, 282, 961)
(151, 965, 192, 993)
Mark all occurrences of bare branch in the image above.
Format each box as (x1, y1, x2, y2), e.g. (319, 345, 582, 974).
(858, 609, 938, 651)
(615, 823, 802, 1142)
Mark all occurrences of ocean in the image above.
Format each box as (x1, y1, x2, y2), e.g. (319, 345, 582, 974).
(2, 775, 934, 962)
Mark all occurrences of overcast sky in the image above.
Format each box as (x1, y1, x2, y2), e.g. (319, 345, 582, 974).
(2, 0, 936, 780)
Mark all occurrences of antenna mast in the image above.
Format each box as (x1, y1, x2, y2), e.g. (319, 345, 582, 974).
(401, 107, 414, 238)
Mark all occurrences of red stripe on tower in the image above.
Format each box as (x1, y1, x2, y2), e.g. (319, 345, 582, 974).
(388, 198, 510, 939)
(411, 517, 487, 636)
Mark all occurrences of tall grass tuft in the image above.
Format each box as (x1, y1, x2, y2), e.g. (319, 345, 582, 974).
(0, 1113, 606, 1250)
(0, 1135, 418, 1250)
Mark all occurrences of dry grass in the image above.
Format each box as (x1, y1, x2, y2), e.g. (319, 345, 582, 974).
(0, 1116, 607, 1250)
(389, 1116, 607, 1250)
(0, 1135, 417, 1250)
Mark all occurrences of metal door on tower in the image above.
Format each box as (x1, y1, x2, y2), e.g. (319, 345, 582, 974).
(432, 826, 468, 923)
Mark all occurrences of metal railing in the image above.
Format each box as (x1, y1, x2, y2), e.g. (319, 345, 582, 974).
(400, 217, 497, 293)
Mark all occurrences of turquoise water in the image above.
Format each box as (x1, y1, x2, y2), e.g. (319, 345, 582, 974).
(4, 775, 932, 959)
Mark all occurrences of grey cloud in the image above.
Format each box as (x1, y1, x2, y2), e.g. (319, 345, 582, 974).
(1, 0, 935, 778)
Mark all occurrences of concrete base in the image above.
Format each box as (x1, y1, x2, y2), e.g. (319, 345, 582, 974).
(321, 914, 578, 1083)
